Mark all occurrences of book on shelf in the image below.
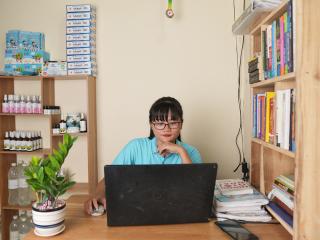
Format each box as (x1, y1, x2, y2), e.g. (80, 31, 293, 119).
(262, 0, 293, 80)
(252, 89, 295, 152)
(267, 201, 293, 227)
(216, 179, 254, 196)
(272, 196, 293, 216)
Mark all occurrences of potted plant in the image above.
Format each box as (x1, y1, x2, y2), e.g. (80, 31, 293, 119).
(24, 134, 77, 237)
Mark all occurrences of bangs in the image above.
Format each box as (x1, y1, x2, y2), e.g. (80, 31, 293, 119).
(149, 102, 182, 122)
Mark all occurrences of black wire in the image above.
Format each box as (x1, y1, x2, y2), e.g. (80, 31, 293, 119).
(232, 0, 246, 176)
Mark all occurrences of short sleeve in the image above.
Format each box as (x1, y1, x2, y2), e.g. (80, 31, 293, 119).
(189, 148, 202, 163)
(112, 140, 137, 165)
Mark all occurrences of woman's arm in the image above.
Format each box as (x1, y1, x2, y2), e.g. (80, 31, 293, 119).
(157, 142, 192, 164)
(84, 178, 106, 214)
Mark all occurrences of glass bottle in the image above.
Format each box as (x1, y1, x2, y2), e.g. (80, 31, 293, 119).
(80, 113, 87, 132)
(2, 94, 9, 113)
(8, 163, 18, 205)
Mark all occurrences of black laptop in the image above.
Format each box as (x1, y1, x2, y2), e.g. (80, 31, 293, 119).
(104, 163, 218, 226)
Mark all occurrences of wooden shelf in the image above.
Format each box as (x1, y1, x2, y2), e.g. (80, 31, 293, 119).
(251, 138, 295, 158)
(265, 205, 293, 235)
(250, 72, 295, 88)
(52, 132, 87, 137)
(0, 76, 42, 81)
(0, 148, 51, 155)
(0, 113, 59, 117)
(2, 205, 32, 210)
(250, 0, 290, 35)
(44, 75, 92, 80)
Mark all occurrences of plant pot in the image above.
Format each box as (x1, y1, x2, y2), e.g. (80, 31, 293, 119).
(32, 201, 66, 237)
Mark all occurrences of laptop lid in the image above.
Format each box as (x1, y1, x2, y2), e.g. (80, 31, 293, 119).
(104, 163, 218, 226)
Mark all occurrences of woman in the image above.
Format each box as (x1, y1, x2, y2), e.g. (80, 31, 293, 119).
(84, 97, 202, 214)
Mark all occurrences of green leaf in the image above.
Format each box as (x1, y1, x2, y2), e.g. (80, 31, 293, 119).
(53, 149, 63, 164)
(58, 142, 68, 157)
(31, 156, 40, 166)
(44, 166, 56, 179)
(38, 167, 44, 184)
(49, 154, 60, 171)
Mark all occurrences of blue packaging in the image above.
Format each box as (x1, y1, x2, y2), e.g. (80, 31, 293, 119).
(5, 49, 50, 64)
(6, 30, 20, 49)
(67, 55, 95, 62)
(4, 63, 44, 75)
(66, 33, 95, 41)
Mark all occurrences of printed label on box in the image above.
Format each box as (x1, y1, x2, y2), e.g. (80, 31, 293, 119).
(68, 68, 96, 75)
(66, 27, 95, 34)
(66, 48, 96, 55)
(68, 61, 93, 69)
(66, 34, 95, 41)
(66, 5, 95, 13)
(67, 19, 95, 27)
(67, 55, 95, 62)
(66, 12, 96, 20)
(67, 41, 94, 48)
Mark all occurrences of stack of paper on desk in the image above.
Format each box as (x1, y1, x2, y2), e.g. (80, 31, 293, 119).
(214, 180, 271, 222)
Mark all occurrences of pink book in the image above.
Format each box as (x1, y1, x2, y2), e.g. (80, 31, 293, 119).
(280, 15, 285, 75)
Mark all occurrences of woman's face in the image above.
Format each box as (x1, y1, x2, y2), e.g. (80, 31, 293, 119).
(150, 111, 182, 143)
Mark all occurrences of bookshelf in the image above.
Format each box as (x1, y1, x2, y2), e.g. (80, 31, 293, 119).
(0, 75, 97, 240)
(248, 0, 320, 239)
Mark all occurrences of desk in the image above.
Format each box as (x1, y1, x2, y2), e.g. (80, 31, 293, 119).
(25, 196, 291, 240)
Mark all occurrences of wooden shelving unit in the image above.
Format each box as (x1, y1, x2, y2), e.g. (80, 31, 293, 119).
(249, 0, 320, 239)
(0, 75, 97, 240)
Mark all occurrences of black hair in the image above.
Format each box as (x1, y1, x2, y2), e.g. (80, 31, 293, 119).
(148, 97, 183, 140)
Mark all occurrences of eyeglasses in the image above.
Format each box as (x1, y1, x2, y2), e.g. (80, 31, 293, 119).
(152, 121, 182, 130)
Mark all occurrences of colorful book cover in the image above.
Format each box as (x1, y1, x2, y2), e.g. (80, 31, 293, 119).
(290, 89, 296, 151)
(280, 15, 285, 75)
(288, 1, 293, 72)
(265, 92, 275, 143)
(269, 93, 276, 144)
(272, 20, 277, 78)
(267, 202, 293, 227)
(276, 18, 281, 77)
(267, 25, 272, 79)
(284, 12, 289, 74)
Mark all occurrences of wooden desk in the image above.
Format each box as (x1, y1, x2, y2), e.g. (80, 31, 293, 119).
(25, 197, 291, 240)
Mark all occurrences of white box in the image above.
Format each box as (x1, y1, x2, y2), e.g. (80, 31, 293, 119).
(66, 41, 95, 48)
(67, 55, 95, 62)
(66, 34, 95, 41)
(68, 61, 95, 69)
(67, 19, 95, 27)
(66, 5, 95, 13)
(68, 68, 96, 75)
(66, 12, 96, 20)
(66, 48, 96, 55)
(66, 27, 95, 34)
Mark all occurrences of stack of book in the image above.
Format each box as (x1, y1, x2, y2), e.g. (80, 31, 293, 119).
(248, 54, 264, 84)
(267, 175, 294, 227)
(213, 179, 271, 222)
(252, 88, 296, 151)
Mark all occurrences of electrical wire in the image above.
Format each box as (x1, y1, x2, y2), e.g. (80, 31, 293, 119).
(232, 0, 248, 180)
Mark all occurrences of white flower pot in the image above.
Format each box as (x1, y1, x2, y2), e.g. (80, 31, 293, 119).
(32, 202, 66, 237)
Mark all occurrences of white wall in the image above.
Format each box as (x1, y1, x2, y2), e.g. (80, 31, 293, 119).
(0, 0, 247, 181)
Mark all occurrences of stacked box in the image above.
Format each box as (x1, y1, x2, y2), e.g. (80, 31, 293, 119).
(66, 4, 97, 76)
(4, 30, 49, 75)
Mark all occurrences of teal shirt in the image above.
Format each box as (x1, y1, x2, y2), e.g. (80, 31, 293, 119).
(112, 137, 202, 165)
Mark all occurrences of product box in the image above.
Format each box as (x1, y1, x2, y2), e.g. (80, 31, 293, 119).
(66, 40, 95, 49)
(6, 30, 19, 49)
(5, 49, 50, 64)
(66, 33, 95, 41)
(42, 61, 67, 76)
(5, 63, 44, 75)
(66, 12, 96, 20)
(6, 30, 45, 50)
(67, 55, 95, 62)
(66, 48, 96, 55)
(68, 68, 96, 76)
(66, 26, 96, 34)
(66, 4, 95, 13)
(67, 61, 95, 69)
(66, 19, 95, 27)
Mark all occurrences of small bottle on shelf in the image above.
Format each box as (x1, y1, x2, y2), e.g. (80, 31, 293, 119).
(38, 131, 42, 149)
(26, 96, 32, 114)
(9, 215, 19, 240)
(14, 95, 20, 114)
(80, 113, 87, 133)
(8, 162, 18, 205)
(32, 95, 37, 114)
(3, 131, 10, 150)
(20, 95, 26, 114)
(59, 115, 67, 134)
(26, 131, 33, 152)
(2, 94, 9, 113)
(9, 131, 16, 151)
(8, 95, 14, 113)
(18, 163, 31, 206)
(20, 131, 27, 151)
(15, 131, 21, 151)
(37, 96, 42, 114)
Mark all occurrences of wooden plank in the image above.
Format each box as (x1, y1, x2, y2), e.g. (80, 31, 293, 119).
(295, 0, 320, 238)
(250, 72, 295, 88)
(251, 138, 295, 158)
(87, 76, 98, 195)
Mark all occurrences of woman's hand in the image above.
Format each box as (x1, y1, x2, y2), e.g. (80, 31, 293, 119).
(157, 142, 192, 164)
(84, 196, 106, 215)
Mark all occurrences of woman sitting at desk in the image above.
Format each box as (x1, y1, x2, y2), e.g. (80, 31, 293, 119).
(84, 96, 202, 214)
